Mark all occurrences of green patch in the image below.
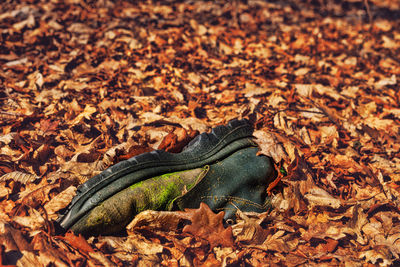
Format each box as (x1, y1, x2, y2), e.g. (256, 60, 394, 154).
(129, 167, 207, 213)
(80, 167, 208, 234)
(280, 166, 287, 176)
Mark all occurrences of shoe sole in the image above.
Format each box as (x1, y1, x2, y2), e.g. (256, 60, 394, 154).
(57, 119, 256, 231)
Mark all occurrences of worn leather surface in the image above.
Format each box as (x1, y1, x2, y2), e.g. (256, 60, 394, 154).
(171, 147, 276, 219)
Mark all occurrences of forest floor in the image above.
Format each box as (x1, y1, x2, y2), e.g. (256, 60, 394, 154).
(1, 0, 400, 266)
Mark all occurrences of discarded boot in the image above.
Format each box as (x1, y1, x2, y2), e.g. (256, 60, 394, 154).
(57, 119, 277, 235)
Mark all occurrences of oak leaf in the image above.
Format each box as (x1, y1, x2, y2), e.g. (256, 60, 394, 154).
(182, 203, 234, 249)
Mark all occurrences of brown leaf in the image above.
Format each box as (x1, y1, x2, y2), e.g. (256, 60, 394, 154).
(253, 129, 288, 163)
(127, 210, 189, 232)
(304, 187, 341, 209)
(182, 203, 234, 249)
(232, 211, 269, 245)
(13, 207, 45, 231)
(1, 0, 400, 265)
(359, 246, 393, 266)
(158, 127, 198, 153)
(17, 183, 59, 211)
(32, 232, 71, 267)
(39, 119, 59, 134)
(16, 251, 43, 266)
(257, 230, 289, 252)
(62, 231, 95, 254)
(54, 145, 75, 161)
(44, 186, 77, 220)
(118, 145, 152, 161)
(0, 221, 32, 252)
(0, 182, 11, 199)
(71, 105, 97, 126)
(88, 251, 117, 267)
(0, 171, 38, 184)
(196, 252, 221, 266)
(32, 144, 52, 166)
(316, 238, 339, 253)
(125, 232, 164, 255)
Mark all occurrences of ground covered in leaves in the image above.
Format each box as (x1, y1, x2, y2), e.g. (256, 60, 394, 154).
(1, 0, 400, 266)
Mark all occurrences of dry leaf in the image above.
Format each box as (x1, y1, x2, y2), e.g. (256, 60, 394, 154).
(1, 0, 400, 265)
(304, 187, 341, 209)
(127, 210, 188, 232)
(0, 171, 38, 184)
(232, 211, 269, 245)
(13, 207, 45, 230)
(253, 130, 287, 163)
(44, 186, 77, 220)
(182, 203, 234, 249)
(158, 127, 198, 153)
(62, 232, 95, 254)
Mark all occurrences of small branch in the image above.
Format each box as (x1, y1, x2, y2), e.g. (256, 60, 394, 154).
(363, 0, 373, 26)
(0, 110, 24, 119)
(0, 110, 23, 116)
(269, 108, 325, 117)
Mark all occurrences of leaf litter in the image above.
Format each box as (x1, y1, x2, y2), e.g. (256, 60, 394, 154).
(1, 0, 400, 265)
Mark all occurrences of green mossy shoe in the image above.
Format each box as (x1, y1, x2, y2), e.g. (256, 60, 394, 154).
(57, 119, 277, 235)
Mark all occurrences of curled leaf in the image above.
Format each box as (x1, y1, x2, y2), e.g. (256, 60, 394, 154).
(44, 186, 77, 220)
(304, 187, 341, 209)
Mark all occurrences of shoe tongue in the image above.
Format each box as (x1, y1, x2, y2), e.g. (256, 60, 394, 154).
(166, 166, 209, 210)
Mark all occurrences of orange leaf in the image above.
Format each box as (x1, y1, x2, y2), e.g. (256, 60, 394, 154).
(182, 203, 234, 249)
(63, 231, 95, 254)
(158, 128, 198, 153)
